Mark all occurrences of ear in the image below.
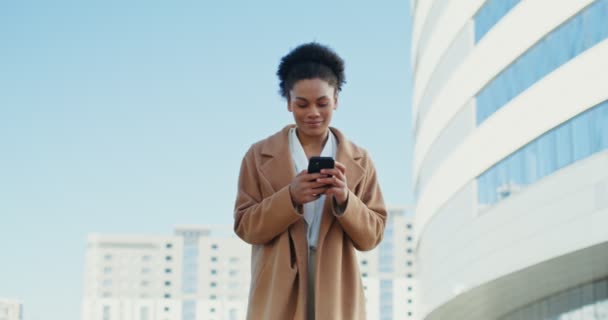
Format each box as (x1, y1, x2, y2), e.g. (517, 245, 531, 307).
(287, 99, 293, 112)
(333, 93, 339, 110)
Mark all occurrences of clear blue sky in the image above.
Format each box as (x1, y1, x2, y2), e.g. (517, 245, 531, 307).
(0, 1, 413, 319)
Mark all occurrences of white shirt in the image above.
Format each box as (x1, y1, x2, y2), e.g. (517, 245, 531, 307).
(288, 127, 337, 249)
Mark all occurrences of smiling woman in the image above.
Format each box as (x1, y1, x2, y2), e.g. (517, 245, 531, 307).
(233, 42, 388, 320)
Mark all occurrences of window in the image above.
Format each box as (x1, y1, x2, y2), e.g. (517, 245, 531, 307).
(211, 244, 218, 250)
(408, 299, 412, 304)
(141, 267, 151, 274)
(361, 260, 368, 266)
(407, 261, 413, 266)
(229, 309, 238, 320)
(166, 243, 173, 249)
(210, 308, 216, 313)
(475, 1, 608, 124)
(141, 281, 149, 287)
(229, 257, 239, 263)
(407, 224, 412, 229)
(164, 281, 171, 286)
(210, 282, 217, 287)
(103, 267, 112, 274)
(140, 306, 149, 320)
(407, 248, 413, 254)
(362, 273, 368, 278)
(165, 256, 172, 261)
(165, 268, 172, 274)
(164, 307, 170, 312)
(104, 254, 112, 261)
(211, 257, 218, 262)
(164, 293, 171, 299)
(407, 273, 413, 278)
(102, 292, 111, 298)
(102, 305, 111, 320)
(229, 270, 238, 276)
(408, 286, 412, 291)
(142, 255, 151, 262)
(407, 236, 413, 241)
(210, 295, 217, 300)
(211, 269, 218, 275)
(477, 99, 608, 207)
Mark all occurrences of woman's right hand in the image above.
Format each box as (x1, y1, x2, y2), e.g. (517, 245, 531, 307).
(289, 170, 329, 206)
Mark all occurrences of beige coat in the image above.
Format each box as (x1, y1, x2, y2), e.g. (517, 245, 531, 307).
(234, 125, 387, 320)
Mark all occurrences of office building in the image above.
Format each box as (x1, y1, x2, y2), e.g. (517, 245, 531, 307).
(411, 0, 608, 318)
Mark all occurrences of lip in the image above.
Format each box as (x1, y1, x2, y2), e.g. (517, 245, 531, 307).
(305, 121, 323, 127)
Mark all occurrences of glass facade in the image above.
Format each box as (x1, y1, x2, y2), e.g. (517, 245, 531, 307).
(476, 0, 608, 124)
(477, 100, 608, 207)
(178, 231, 201, 320)
(378, 213, 398, 320)
(380, 280, 393, 320)
(500, 278, 608, 320)
(474, 0, 521, 42)
(415, 0, 451, 66)
(379, 214, 394, 273)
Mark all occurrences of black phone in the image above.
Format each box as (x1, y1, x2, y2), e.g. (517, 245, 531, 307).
(307, 156, 335, 174)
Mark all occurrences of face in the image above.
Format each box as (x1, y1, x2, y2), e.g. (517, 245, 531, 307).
(288, 78, 338, 140)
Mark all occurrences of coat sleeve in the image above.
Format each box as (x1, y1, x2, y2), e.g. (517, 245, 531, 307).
(233, 147, 302, 245)
(333, 155, 387, 251)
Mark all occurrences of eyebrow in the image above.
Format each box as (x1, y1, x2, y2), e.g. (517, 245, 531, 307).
(295, 96, 329, 101)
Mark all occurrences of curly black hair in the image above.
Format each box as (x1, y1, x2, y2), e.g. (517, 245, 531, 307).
(277, 42, 346, 99)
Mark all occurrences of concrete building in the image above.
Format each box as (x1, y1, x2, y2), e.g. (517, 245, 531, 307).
(411, 0, 608, 319)
(174, 226, 250, 320)
(0, 299, 22, 320)
(358, 207, 417, 320)
(82, 234, 184, 320)
(82, 226, 250, 320)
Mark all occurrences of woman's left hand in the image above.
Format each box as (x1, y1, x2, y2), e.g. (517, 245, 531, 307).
(318, 161, 348, 206)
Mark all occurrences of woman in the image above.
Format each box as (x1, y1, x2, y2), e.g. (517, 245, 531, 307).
(234, 42, 387, 320)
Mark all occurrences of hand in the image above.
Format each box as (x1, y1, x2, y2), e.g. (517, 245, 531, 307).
(289, 170, 330, 206)
(317, 161, 348, 206)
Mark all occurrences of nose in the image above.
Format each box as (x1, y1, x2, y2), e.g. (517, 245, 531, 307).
(308, 106, 321, 118)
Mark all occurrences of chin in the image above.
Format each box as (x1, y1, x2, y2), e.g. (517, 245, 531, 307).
(300, 125, 328, 137)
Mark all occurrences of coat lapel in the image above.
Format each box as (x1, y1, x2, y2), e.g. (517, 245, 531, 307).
(259, 125, 297, 193)
(316, 127, 365, 250)
(258, 125, 366, 262)
(259, 125, 309, 267)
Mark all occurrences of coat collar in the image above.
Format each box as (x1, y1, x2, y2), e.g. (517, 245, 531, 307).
(259, 124, 366, 257)
(259, 124, 365, 193)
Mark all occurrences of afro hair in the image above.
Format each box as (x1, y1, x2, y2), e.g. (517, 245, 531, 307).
(276, 42, 346, 99)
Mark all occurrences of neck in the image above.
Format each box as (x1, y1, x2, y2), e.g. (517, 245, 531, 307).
(296, 128, 329, 156)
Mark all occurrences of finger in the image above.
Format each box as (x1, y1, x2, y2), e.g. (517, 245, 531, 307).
(301, 179, 328, 190)
(324, 185, 346, 197)
(334, 161, 346, 174)
(300, 172, 323, 182)
(310, 186, 330, 194)
(316, 176, 337, 186)
(319, 169, 346, 183)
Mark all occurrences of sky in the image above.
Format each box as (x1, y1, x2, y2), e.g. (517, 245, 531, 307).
(0, 1, 413, 319)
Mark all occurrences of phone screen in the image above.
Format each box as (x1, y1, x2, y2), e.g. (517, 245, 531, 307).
(308, 156, 335, 174)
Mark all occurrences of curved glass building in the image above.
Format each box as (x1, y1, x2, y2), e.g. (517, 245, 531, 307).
(411, 0, 608, 319)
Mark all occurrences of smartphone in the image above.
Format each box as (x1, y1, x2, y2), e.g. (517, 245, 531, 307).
(307, 156, 335, 174)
